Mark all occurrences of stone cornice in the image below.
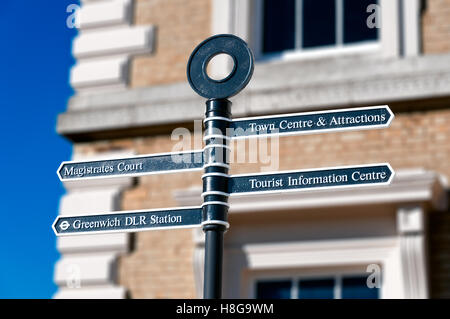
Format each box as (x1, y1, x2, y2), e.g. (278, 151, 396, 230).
(57, 53, 450, 141)
(173, 169, 448, 213)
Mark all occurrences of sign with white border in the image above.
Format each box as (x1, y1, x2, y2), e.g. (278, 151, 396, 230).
(52, 206, 203, 236)
(231, 105, 394, 139)
(229, 163, 394, 196)
(57, 150, 204, 181)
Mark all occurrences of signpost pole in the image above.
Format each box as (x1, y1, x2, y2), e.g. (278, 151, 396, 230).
(187, 34, 254, 298)
(202, 98, 231, 299)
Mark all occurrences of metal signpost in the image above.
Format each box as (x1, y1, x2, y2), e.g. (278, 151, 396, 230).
(53, 34, 395, 299)
(186, 35, 254, 299)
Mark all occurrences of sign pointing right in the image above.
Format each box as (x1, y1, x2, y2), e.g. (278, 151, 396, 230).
(229, 163, 394, 196)
(231, 105, 394, 139)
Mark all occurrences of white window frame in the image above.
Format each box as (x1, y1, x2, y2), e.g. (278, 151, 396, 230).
(182, 170, 444, 299)
(252, 269, 382, 299)
(237, 237, 404, 299)
(211, 0, 420, 69)
(254, 0, 381, 61)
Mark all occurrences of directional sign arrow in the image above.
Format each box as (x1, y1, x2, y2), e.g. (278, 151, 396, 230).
(231, 105, 394, 139)
(229, 163, 394, 195)
(57, 150, 204, 181)
(52, 206, 203, 236)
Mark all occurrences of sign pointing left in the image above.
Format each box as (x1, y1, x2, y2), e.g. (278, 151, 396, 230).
(57, 150, 204, 181)
(52, 206, 203, 236)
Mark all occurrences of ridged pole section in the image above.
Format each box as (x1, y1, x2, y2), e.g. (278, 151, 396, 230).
(201, 98, 231, 299)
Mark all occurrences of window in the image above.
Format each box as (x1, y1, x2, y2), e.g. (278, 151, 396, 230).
(261, 0, 379, 55)
(256, 280, 292, 299)
(298, 278, 335, 299)
(256, 275, 379, 299)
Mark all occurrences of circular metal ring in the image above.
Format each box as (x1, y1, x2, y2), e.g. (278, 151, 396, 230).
(187, 34, 254, 99)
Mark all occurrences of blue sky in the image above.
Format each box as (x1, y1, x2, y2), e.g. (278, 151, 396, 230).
(0, 1, 78, 298)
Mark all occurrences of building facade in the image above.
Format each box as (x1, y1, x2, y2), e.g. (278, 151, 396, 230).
(54, 0, 450, 298)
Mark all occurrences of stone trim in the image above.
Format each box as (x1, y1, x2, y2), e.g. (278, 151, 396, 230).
(401, 0, 422, 57)
(70, 0, 154, 94)
(58, 53, 450, 140)
(397, 205, 428, 298)
(54, 286, 127, 299)
(70, 56, 129, 90)
(77, 0, 133, 30)
(174, 169, 448, 213)
(53, 151, 134, 299)
(73, 25, 155, 59)
(241, 238, 402, 298)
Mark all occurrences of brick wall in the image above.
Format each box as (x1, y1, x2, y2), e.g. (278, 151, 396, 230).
(422, 0, 450, 54)
(73, 108, 450, 298)
(130, 0, 211, 87)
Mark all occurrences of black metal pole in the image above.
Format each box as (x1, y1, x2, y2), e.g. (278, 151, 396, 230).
(187, 34, 254, 299)
(202, 98, 231, 299)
